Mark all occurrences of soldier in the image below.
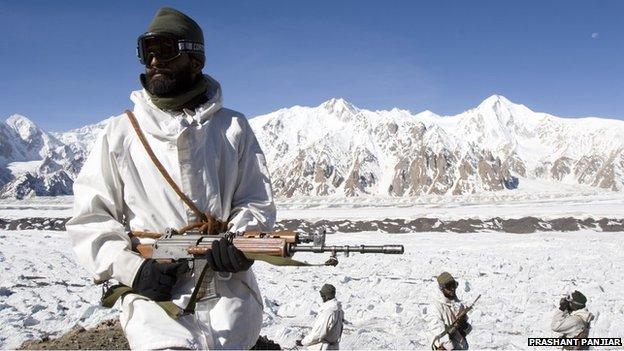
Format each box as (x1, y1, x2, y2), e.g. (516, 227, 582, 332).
(428, 272, 472, 350)
(66, 7, 275, 350)
(296, 284, 344, 350)
(551, 290, 594, 349)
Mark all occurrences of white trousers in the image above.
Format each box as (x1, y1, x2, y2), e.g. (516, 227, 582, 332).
(119, 271, 263, 350)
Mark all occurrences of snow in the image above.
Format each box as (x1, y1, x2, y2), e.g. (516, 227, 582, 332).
(1, 229, 622, 349)
(0, 230, 116, 349)
(256, 231, 624, 349)
(276, 190, 624, 221)
(2, 191, 624, 222)
(52, 116, 113, 153)
(249, 95, 624, 197)
(7, 161, 43, 177)
(4, 95, 624, 198)
(5, 114, 40, 141)
(0, 196, 74, 219)
(1, 192, 624, 222)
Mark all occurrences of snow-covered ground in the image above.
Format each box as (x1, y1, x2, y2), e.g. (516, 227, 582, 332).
(1, 229, 622, 349)
(0, 230, 115, 349)
(276, 192, 624, 221)
(1, 191, 624, 221)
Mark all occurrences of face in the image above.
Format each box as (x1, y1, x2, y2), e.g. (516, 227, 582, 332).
(566, 295, 583, 311)
(144, 51, 202, 97)
(441, 281, 458, 299)
(320, 291, 334, 302)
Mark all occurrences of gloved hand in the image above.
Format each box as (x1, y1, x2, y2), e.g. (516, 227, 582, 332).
(559, 298, 570, 311)
(458, 317, 471, 337)
(206, 237, 254, 273)
(132, 259, 189, 301)
(295, 339, 303, 347)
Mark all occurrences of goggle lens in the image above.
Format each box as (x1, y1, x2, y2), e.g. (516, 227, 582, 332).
(138, 36, 180, 64)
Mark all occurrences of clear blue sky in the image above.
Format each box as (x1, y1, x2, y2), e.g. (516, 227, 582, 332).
(1, 0, 623, 131)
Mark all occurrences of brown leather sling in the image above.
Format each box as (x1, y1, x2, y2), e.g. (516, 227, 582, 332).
(124, 110, 228, 236)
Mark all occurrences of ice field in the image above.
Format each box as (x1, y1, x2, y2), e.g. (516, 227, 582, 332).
(1, 227, 623, 349)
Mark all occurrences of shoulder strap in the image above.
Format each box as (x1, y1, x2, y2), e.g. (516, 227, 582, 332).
(101, 284, 182, 319)
(574, 315, 590, 338)
(124, 110, 207, 222)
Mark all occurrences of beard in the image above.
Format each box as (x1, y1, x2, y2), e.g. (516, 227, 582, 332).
(443, 289, 457, 300)
(144, 64, 195, 97)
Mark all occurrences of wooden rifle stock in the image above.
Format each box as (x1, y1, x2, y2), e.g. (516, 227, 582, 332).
(133, 230, 298, 259)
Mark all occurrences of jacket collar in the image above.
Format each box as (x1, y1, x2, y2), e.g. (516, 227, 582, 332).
(436, 288, 461, 305)
(320, 298, 341, 311)
(130, 74, 223, 139)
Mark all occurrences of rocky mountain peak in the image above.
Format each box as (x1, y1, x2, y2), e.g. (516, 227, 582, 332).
(5, 114, 42, 141)
(477, 94, 513, 108)
(473, 95, 535, 123)
(320, 98, 359, 117)
(2, 97, 624, 198)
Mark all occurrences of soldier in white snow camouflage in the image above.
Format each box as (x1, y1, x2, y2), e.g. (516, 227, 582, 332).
(66, 7, 275, 350)
(552, 290, 594, 350)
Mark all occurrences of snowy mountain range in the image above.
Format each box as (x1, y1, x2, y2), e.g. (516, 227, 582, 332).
(1, 95, 623, 199)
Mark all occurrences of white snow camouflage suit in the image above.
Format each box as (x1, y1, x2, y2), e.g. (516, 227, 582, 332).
(66, 75, 276, 350)
(551, 308, 594, 338)
(428, 289, 472, 350)
(301, 298, 344, 350)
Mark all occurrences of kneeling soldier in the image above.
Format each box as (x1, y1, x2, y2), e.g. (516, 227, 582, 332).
(551, 290, 594, 350)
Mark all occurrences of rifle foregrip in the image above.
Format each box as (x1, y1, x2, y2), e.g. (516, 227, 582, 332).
(134, 238, 290, 259)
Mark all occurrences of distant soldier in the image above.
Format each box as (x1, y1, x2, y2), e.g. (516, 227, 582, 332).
(428, 272, 472, 350)
(551, 290, 594, 349)
(296, 284, 344, 350)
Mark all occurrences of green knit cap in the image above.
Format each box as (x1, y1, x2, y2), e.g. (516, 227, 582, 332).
(146, 7, 205, 63)
(320, 284, 336, 298)
(437, 272, 456, 287)
(570, 290, 587, 306)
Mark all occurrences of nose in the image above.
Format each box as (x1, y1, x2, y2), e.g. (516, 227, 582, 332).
(148, 53, 165, 68)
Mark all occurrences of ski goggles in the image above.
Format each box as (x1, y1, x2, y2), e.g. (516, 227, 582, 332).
(137, 33, 204, 65)
(565, 293, 584, 306)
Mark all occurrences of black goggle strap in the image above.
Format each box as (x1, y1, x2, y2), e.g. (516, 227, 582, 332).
(566, 294, 585, 306)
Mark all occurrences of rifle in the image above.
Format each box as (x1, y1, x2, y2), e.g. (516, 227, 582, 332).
(126, 228, 404, 312)
(431, 294, 481, 350)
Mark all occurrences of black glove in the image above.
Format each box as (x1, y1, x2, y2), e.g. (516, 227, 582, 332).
(206, 237, 254, 273)
(295, 339, 303, 347)
(459, 314, 469, 324)
(559, 298, 570, 311)
(132, 259, 189, 301)
(458, 318, 471, 337)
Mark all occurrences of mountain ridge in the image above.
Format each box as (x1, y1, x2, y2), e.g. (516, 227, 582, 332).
(1, 95, 622, 198)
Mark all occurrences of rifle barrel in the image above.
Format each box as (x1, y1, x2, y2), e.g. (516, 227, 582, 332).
(290, 245, 404, 254)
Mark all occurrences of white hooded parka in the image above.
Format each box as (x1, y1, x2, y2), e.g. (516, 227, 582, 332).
(66, 75, 276, 350)
(301, 298, 344, 350)
(551, 308, 594, 338)
(428, 289, 472, 350)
